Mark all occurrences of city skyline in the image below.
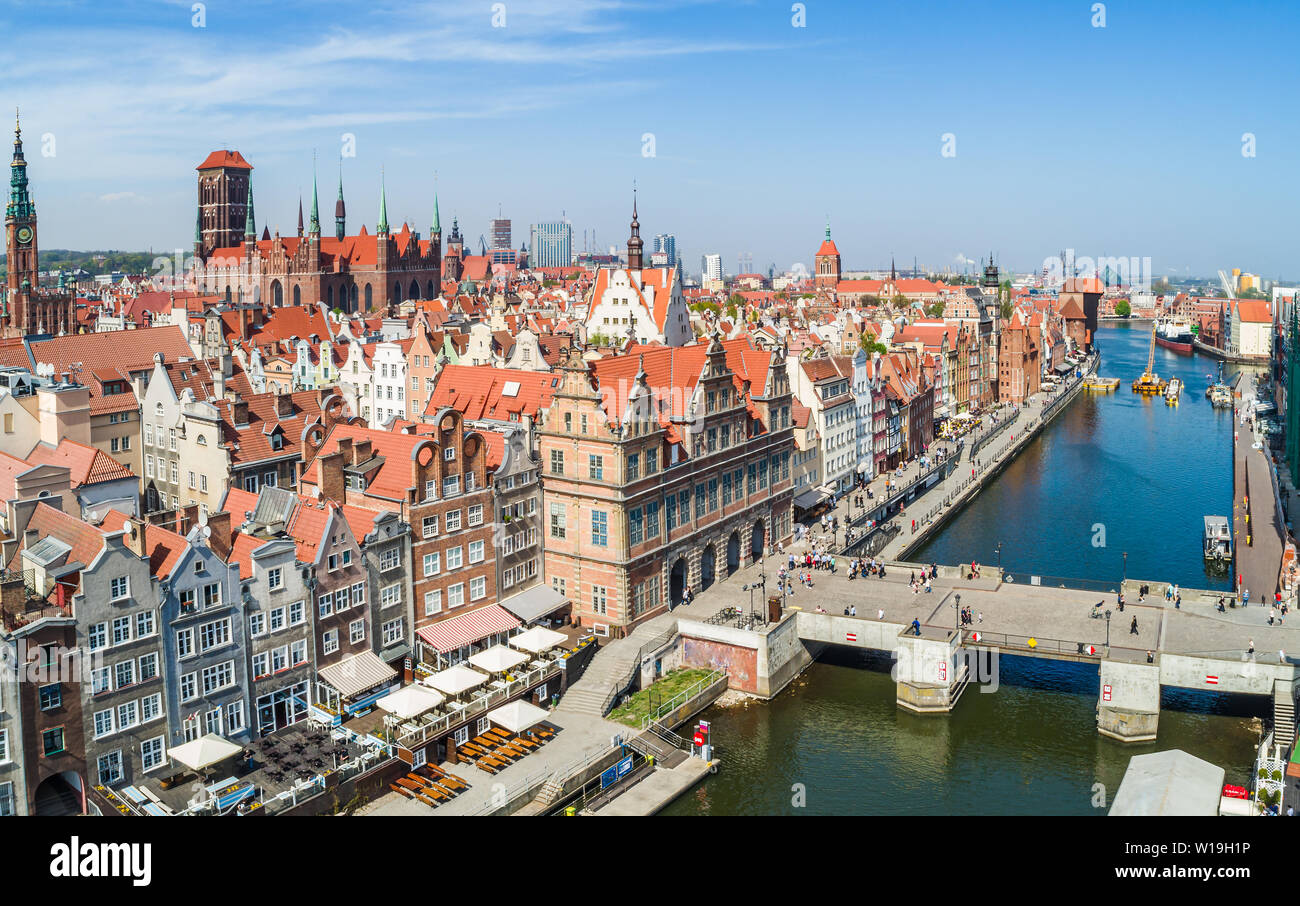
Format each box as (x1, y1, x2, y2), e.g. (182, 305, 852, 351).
(3, 0, 1299, 278)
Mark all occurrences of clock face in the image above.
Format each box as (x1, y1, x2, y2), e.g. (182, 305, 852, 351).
(15, 226, 32, 245)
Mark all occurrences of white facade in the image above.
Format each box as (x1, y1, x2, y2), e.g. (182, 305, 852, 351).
(585, 266, 692, 346)
(371, 342, 407, 427)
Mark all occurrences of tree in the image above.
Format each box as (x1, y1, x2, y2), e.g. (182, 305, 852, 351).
(1114, 299, 1132, 318)
(925, 301, 946, 318)
(1000, 300, 1013, 320)
(859, 331, 888, 356)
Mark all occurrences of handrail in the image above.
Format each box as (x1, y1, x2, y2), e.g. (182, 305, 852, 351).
(599, 627, 680, 716)
(638, 669, 727, 731)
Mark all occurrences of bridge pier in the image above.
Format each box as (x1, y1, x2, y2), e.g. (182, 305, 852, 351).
(1097, 660, 1160, 743)
(895, 635, 964, 713)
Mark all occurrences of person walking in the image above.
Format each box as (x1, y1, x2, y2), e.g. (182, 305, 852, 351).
(1248, 638, 1255, 658)
(1130, 615, 1139, 635)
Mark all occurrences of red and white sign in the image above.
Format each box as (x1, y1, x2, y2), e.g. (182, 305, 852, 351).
(970, 632, 981, 643)
(1206, 675, 1219, 685)
(1085, 645, 1097, 656)
(845, 632, 857, 643)
(1102, 684, 1112, 702)
(938, 661, 947, 682)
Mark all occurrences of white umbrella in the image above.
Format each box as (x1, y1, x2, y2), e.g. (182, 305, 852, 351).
(509, 626, 566, 655)
(377, 684, 445, 719)
(468, 644, 529, 674)
(169, 733, 242, 771)
(487, 699, 549, 734)
(422, 664, 489, 696)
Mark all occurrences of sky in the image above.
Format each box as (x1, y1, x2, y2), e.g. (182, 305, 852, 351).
(2, 0, 1299, 280)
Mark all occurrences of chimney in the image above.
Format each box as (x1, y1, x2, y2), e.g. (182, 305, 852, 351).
(122, 517, 147, 558)
(351, 438, 372, 465)
(1, 572, 25, 625)
(276, 393, 294, 419)
(231, 393, 249, 428)
(206, 511, 232, 560)
(314, 449, 346, 503)
(36, 383, 92, 449)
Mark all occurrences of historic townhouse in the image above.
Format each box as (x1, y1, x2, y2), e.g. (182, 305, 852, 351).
(788, 353, 856, 495)
(298, 418, 504, 671)
(538, 336, 795, 637)
(106, 513, 251, 748)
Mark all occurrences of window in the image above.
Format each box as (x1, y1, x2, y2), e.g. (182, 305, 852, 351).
(253, 652, 270, 679)
(351, 583, 365, 606)
(112, 616, 131, 646)
(199, 618, 231, 652)
(380, 548, 400, 572)
(629, 508, 644, 546)
(42, 727, 65, 757)
(592, 585, 608, 616)
(136, 610, 155, 638)
(627, 453, 639, 480)
(549, 503, 566, 539)
(591, 511, 608, 546)
(179, 588, 197, 614)
(318, 592, 334, 618)
(110, 576, 129, 601)
(88, 622, 107, 651)
(469, 540, 484, 564)
(114, 659, 135, 691)
(116, 700, 138, 731)
(94, 709, 114, 738)
(38, 683, 61, 711)
(291, 640, 307, 666)
(381, 584, 401, 608)
(423, 552, 441, 577)
(203, 583, 221, 608)
(290, 600, 305, 625)
(468, 504, 483, 527)
(349, 619, 366, 643)
(142, 693, 161, 723)
(267, 568, 283, 590)
(588, 455, 603, 481)
(442, 475, 460, 497)
(138, 653, 159, 682)
(444, 446, 456, 461)
(549, 449, 564, 475)
(383, 618, 404, 647)
(249, 613, 266, 637)
(179, 672, 197, 702)
(422, 515, 439, 538)
(470, 576, 486, 601)
(97, 751, 123, 785)
(200, 660, 234, 694)
(424, 589, 442, 616)
(447, 583, 464, 609)
(141, 737, 165, 772)
(646, 500, 660, 539)
(323, 631, 339, 655)
(445, 510, 462, 532)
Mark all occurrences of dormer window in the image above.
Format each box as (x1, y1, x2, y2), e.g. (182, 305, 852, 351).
(270, 432, 283, 451)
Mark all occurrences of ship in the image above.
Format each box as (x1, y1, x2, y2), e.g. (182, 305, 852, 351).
(1203, 515, 1232, 564)
(1164, 376, 1182, 405)
(1132, 325, 1168, 394)
(1154, 317, 1194, 355)
(1206, 362, 1232, 408)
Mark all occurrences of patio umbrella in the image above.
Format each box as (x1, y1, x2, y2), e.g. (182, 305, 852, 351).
(486, 699, 549, 734)
(422, 664, 489, 697)
(468, 644, 529, 674)
(377, 684, 445, 719)
(169, 733, 242, 772)
(508, 626, 566, 655)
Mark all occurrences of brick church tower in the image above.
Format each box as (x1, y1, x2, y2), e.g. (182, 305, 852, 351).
(814, 221, 841, 288)
(5, 112, 73, 336)
(196, 150, 252, 259)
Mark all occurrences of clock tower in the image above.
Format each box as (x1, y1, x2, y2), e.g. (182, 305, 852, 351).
(6, 111, 38, 299)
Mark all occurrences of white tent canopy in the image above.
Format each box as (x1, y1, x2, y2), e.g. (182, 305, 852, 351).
(508, 626, 566, 655)
(468, 644, 529, 674)
(169, 733, 242, 771)
(377, 684, 445, 719)
(487, 699, 550, 734)
(422, 664, 489, 696)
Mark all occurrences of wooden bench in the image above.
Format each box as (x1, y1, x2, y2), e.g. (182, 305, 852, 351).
(390, 784, 415, 800)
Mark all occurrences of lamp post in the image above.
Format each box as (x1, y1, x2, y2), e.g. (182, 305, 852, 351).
(1105, 610, 1112, 649)
(1122, 551, 1127, 587)
(954, 593, 962, 634)
(996, 542, 1003, 580)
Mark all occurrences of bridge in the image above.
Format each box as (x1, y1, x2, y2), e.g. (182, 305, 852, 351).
(670, 556, 1299, 744)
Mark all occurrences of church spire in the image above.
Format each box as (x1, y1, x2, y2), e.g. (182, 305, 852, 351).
(244, 180, 256, 241)
(432, 192, 441, 236)
(7, 107, 31, 221)
(334, 164, 346, 240)
(377, 170, 389, 236)
(626, 186, 643, 270)
(309, 163, 320, 236)
(825, 217, 831, 240)
(297, 195, 304, 237)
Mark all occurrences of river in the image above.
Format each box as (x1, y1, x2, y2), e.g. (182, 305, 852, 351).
(662, 323, 1262, 816)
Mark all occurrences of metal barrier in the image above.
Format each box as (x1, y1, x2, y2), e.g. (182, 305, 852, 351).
(638, 669, 727, 731)
(1000, 571, 1122, 594)
(960, 628, 1108, 659)
(600, 627, 680, 716)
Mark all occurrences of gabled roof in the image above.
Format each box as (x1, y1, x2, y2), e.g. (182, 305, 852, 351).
(26, 438, 135, 486)
(100, 510, 188, 579)
(15, 502, 107, 579)
(197, 150, 253, 171)
(426, 365, 559, 422)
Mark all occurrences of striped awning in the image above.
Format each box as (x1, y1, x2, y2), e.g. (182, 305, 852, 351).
(416, 604, 521, 654)
(318, 651, 398, 700)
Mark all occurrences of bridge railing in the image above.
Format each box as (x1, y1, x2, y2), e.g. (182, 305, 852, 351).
(961, 628, 1110, 659)
(1001, 571, 1122, 595)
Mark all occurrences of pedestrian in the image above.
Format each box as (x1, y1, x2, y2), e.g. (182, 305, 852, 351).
(1175, 593, 1180, 610)
(1130, 615, 1139, 635)
(1270, 607, 1277, 626)
(1244, 588, 1250, 607)
(877, 608, 884, 620)
(1146, 650, 1154, 663)
(1280, 650, 1288, 665)
(1248, 638, 1255, 657)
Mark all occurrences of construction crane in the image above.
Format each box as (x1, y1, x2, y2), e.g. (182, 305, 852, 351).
(1132, 323, 1167, 394)
(1218, 269, 1237, 300)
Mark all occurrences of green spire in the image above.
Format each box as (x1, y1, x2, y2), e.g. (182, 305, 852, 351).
(431, 192, 441, 235)
(378, 171, 389, 235)
(7, 108, 31, 221)
(244, 180, 255, 240)
(824, 218, 830, 240)
(309, 163, 320, 235)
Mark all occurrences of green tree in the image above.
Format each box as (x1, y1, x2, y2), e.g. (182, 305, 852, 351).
(1000, 300, 1013, 320)
(859, 331, 888, 356)
(924, 301, 946, 318)
(1114, 299, 1132, 318)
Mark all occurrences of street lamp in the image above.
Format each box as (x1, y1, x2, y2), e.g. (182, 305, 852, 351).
(1122, 551, 1127, 587)
(996, 542, 1003, 579)
(1105, 610, 1112, 649)
(954, 593, 962, 634)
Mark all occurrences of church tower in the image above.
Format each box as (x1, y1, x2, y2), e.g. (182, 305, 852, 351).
(626, 191, 643, 271)
(814, 221, 841, 289)
(7, 112, 38, 299)
(334, 168, 346, 241)
(195, 149, 252, 258)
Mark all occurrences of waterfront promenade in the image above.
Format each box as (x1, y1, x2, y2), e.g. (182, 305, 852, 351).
(1233, 377, 1287, 605)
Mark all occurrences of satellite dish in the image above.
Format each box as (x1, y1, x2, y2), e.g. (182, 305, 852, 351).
(202, 525, 212, 538)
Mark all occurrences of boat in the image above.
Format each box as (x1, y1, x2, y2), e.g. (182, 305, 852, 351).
(1206, 363, 1232, 408)
(1083, 376, 1120, 392)
(1132, 325, 1168, 394)
(1164, 377, 1182, 404)
(1203, 515, 1232, 563)
(1154, 317, 1194, 355)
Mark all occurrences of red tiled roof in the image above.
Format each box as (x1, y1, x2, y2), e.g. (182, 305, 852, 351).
(26, 438, 135, 486)
(426, 365, 559, 421)
(101, 510, 188, 579)
(15, 502, 107, 577)
(197, 150, 253, 171)
(27, 326, 194, 416)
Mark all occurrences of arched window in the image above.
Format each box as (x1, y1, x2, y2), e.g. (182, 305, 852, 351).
(293, 285, 301, 306)
(327, 285, 334, 309)
(364, 284, 373, 310)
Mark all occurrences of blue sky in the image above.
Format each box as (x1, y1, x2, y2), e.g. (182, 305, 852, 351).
(3, 0, 1299, 279)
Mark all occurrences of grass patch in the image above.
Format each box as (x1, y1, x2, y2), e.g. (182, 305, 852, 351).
(609, 668, 715, 728)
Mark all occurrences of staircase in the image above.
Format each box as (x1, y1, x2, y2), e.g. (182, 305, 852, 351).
(1273, 680, 1296, 747)
(558, 621, 678, 718)
(533, 777, 565, 807)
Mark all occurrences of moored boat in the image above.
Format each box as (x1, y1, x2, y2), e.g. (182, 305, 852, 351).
(1154, 317, 1194, 354)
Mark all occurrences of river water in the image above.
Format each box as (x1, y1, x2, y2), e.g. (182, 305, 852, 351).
(663, 324, 1262, 816)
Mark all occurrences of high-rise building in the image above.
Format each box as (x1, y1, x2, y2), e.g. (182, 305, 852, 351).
(491, 217, 511, 250)
(702, 254, 723, 283)
(653, 233, 679, 271)
(530, 221, 573, 268)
